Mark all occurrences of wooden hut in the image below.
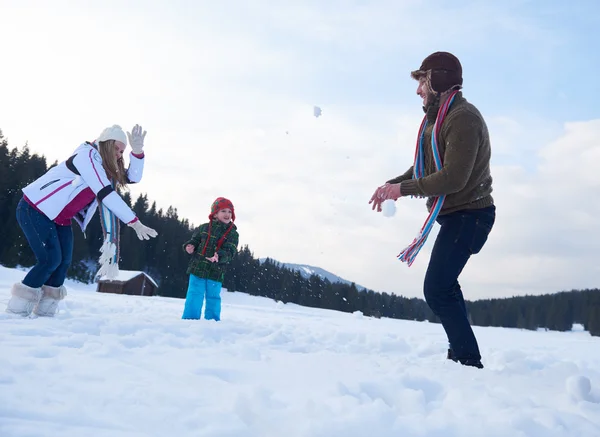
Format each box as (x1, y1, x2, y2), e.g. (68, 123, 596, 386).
(97, 270, 158, 296)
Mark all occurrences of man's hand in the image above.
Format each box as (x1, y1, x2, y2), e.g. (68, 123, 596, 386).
(369, 183, 401, 212)
(381, 183, 401, 201)
(185, 244, 195, 254)
(369, 185, 386, 212)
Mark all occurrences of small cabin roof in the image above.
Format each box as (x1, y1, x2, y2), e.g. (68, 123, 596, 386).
(98, 270, 158, 288)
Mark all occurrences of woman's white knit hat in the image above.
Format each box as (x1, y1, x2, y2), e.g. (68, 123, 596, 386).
(96, 125, 128, 145)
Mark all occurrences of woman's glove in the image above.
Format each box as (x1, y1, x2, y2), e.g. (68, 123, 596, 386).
(127, 124, 147, 155)
(128, 220, 158, 240)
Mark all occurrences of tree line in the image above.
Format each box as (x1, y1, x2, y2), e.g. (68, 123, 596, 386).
(1, 130, 598, 336)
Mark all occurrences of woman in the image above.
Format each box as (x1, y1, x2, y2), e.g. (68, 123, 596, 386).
(6, 124, 158, 317)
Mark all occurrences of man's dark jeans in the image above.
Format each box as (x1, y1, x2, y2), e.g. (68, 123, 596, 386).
(424, 205, 496, 363)
(16, 197, 73, 288)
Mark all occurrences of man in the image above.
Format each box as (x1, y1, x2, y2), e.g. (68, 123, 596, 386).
(369, 52, 495, 369)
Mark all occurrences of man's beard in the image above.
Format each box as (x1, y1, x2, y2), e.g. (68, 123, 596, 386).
(422, 91, 440, 113)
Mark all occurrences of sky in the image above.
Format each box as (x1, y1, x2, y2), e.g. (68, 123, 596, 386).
(1, 265, 600, 437)
(1, 0, 600, 300)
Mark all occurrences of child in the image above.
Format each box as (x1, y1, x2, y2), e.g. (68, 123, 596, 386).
(182, 197, 239, 321)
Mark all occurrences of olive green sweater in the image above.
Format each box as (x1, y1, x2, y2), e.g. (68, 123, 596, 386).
(387, 92, 494, 215)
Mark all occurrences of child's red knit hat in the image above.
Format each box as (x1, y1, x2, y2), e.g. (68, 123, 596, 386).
(209, 197, 235, 221)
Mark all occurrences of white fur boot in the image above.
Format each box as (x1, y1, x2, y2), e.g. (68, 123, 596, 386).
(6, 283, 43, 316)
(34, 285, 67, 317)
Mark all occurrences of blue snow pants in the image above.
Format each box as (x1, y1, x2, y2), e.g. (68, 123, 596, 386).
(181, 274, 223, 321)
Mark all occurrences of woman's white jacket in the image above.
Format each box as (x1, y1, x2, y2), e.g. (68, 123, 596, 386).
(22, 141, 143, 231)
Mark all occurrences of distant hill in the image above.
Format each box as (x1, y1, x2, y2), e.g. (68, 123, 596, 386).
(259, 258, 368, 291)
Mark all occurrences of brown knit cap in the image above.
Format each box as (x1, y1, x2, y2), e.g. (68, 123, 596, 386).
(411, 51, 463, 93)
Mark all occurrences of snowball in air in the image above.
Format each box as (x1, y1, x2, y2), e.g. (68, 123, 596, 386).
(381, 199, 396, 217)
(313, 106, 322, 118)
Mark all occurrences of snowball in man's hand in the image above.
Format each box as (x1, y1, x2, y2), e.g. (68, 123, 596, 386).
(381, 199, 396, 217)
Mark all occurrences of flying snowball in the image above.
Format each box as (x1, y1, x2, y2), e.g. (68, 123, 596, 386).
(313, 106, 322, 118)
(381, 199, 396, 217)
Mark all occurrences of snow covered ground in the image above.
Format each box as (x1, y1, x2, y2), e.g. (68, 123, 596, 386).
(1, 265, 599, 437)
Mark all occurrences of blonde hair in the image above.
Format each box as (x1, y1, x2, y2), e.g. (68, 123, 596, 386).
(97, 140, 129, 190)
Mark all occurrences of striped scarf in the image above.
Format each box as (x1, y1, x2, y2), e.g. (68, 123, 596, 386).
(96, 193, 120, 279)
(397, 90, 459, 266)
